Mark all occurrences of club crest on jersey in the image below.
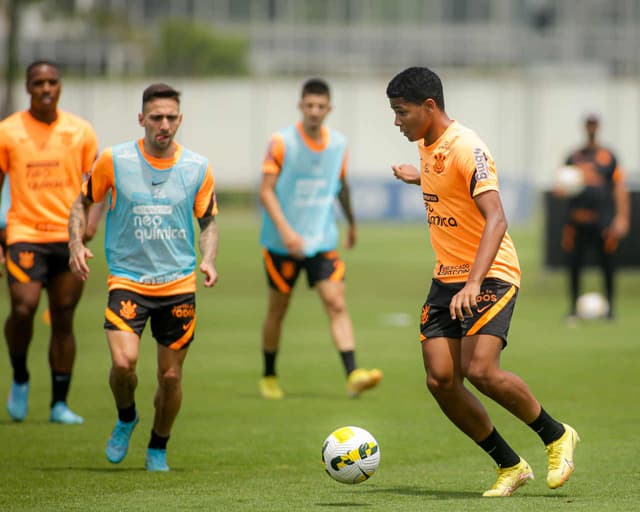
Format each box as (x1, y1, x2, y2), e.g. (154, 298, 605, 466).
(473, 148, 490, 181)
(433, 153, 446, 174)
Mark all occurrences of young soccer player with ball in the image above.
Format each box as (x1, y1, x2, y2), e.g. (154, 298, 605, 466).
(387, 67, 579, 497)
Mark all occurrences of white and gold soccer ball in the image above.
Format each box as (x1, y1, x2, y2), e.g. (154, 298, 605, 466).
(555, 165, 585, 197)
(321, 426, 380, 484)
(576, 292, 609, 319)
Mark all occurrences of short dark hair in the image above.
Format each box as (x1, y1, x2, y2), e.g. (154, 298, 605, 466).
(386, 67, 445, 110)
(301, 78, 330, 98)
(26, 60, 60, 81)
(142, 83, 181, 109)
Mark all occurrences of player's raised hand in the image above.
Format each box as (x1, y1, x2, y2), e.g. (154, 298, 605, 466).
(68, 241, 93, 281)
(391, 164, 421, 185)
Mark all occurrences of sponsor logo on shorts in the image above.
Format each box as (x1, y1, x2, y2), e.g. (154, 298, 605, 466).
(18, 251, 35, 269)
(475, 289, 498, 313)
(172, 303, 195, 319)
(119, 300, 137, 320)
(473, 148, 490, 181)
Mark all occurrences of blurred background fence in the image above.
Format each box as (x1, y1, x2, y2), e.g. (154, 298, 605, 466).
(2, 0, 640, 225)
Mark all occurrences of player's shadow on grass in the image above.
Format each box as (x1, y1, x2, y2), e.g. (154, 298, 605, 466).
(35, 466, 185, 473)
(369, 486, 553, 499)
(315, 503, 372, 508)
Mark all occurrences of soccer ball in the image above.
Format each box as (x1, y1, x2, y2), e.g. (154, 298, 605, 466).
(576, 292, 609, 319)
(554, 165, 585, 197)
(321, 426, 380, 484)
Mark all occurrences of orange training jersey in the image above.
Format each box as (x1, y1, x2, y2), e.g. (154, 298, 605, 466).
(418, 121, 520, 287)
(84, 139, 217, 296)
(0, 110, 98, 245)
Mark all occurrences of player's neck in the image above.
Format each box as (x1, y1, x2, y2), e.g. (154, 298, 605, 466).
(302, 123, 323, 141)
(143, 140, 177, 159)
(423, 114, 452, 147)
(28, 107, 58, 125)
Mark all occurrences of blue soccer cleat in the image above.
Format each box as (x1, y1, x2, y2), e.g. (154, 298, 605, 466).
(105, 415, 139, 463)
(7, 381, 30, 421)
(146, 448, 170, 472)
(50, 401, 84, 424)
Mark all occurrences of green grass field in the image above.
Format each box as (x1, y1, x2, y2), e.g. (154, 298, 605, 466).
(1, 209, 639, 511)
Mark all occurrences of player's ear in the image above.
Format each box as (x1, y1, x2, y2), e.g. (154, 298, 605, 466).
(423, 98, 435, 113)
(138, 113, 144, 126)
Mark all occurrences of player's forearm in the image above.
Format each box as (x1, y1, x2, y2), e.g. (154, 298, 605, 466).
(260, 186, 296, 238)
(68, 193, 91, 246)
(613, 182, 630, 222)
(198, 215, 218, 267)
(338, 183, 356, 226)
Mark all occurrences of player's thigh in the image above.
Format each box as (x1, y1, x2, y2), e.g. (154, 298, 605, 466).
(156, 343, 189, 378)
(106, 329, 141, 370)
(421, 336, 463, 383)
(7, 280, 42, 314)
(47, 270, 84, 312)
(460, 334, 503, 378)
(266, 287, 291, 317)
(315, 279, 346, 310)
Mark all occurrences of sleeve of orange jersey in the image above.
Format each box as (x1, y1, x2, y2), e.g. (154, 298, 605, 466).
(458, 144, 500, 198)
(84, 148, 115, 204)
(0, 124, 9, 174)
(81, 124, 99, 176)
(339, 149, 349, 180)
(193, 164, 218, 218)
(262, 133, 285, 175)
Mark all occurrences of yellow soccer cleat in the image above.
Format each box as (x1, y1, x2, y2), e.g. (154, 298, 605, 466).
(546, 423, 580, 489)
(259, 376, 284, 400)
(346, 368, 383, 398)
(482, 458, 534, 497)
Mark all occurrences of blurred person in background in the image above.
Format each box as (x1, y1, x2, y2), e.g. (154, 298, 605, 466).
(388, 66, 578, 497)
(258, 78, 382, 400)
(0, 60, 99, 424)
(68, 83, 219, 472)
(557, 114, 630, 322)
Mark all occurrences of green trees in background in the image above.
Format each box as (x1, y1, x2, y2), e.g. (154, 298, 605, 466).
(148, 18, 249, 77)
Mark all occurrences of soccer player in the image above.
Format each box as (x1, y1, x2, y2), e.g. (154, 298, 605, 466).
(0, 60, 99, 424)
(387, 67, 579, 497)
(68, 83, 219, 472)
(558, 114, 630, 322)
(258, 78, 382, 399)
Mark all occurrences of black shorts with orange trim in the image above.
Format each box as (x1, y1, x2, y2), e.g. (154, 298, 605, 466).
(419, 278, 518, 347)
(6, 242, 71, 286)
(262, 248, 345, 294)
(104, 289, 196, 351)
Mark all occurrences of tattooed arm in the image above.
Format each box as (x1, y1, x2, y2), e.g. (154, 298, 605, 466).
(68, 192, 95, 281)
(197, 214, 219, 288)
